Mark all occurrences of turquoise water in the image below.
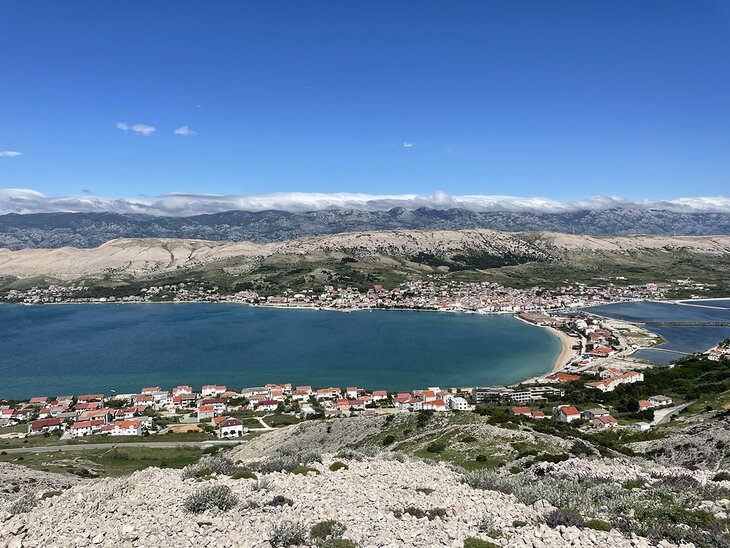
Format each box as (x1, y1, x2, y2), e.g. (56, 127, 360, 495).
(584, 301, 730, 365)
(0, 304, 561, 398)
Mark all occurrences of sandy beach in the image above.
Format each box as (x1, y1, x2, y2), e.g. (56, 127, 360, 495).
(545, 325, 579, 373)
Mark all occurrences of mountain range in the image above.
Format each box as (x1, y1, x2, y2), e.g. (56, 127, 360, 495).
(1, 207, 730, 250)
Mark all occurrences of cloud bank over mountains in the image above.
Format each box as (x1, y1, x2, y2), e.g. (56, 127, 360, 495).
(0, 188, 728, 217)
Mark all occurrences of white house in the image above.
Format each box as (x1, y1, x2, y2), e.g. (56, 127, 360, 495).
(449, 397, 470, 411)
(104, 419, 144, 436)
(554, 405, 581, 423)
(633, 422, 651, 432)
(649, 395, 673, 407)
(70, 419, 105, 437)
(202, 385, 226, 398)
(172, 385, 193, 397)
(592, 415, 618, 429)
(582, 408, 610, 421)
(217, 417, 246, 438)
(255, 400, 279, 412)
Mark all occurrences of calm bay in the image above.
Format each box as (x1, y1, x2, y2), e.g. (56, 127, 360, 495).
(0, 304, 561, 398)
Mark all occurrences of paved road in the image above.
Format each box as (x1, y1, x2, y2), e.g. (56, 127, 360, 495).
(0, 440, 242, 454)
(651, 403, 690, 426)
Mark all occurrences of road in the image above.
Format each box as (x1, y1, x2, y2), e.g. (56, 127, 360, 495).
(0, 440, 242, 454)
(651, 403, 690, 426)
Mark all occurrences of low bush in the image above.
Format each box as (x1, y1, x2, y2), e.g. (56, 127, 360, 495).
(545, 508, 585, 529)
(392, 506, 446, 520)
(475, 454, 489, 462)
(426, 440, 446, 453)
(535, 453, 569, 464)
(269, 520, 307, 547)
(253, 449, 322, 474)
(712, 471, 730, 482)
(182, 485, 239, 514)
(512, 520, 527, 528)
(9, 494, 38, 515)
(392, 506, 425, 519)
(460, 434, 477, 443)
(463, 538, 499, 548)
(266, 495, 294, 507)
(252, 477, 271, 491)
(181, 455, 239, 479)
(477, 513, 495, 533)
(585, 518, 612, 532)
(41, 490, 62, 499)
(231, 469, 257, 480)
(329, 461, 348, 472)
(310, 519, 346, 541)
(382, 434, 396, 446)
(291, 465, 319, 475)
(318, 540, 359, 548)
(415, 487, 435, 495)
(622, 479, 646, 490)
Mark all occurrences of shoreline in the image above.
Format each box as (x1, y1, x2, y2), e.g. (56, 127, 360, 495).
(512, 315, 580, 384)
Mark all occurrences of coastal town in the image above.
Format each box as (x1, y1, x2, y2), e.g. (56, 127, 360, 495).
(2, 278, 676, 311)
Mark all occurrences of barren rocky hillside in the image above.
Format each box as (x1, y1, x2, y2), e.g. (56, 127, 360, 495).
(2, 410, 730, 548)
(0, 229, 728, 282)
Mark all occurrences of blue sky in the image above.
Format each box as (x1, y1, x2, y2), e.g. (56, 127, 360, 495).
(1, 0, 729, 209)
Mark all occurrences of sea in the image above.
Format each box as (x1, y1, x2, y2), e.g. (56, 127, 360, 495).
(584, 300, 730, 365)
(0, 304, 561, 399)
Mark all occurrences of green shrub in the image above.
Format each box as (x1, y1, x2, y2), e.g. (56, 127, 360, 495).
(266, 495, 294, 507)
(269, 520, 307, 547)
(385, 415, 394, 423)
(475, 454, 488, 462)
(585, 518, 612, 532)
(509, 466, 523, 475)
(622, 479, 646, 489)
(329, 461, 348, 472)
(477, 513, 494, 533)
(463, 538, 499, 548)
(310, 519, 346, 540)
(712, 471, 730, 482)
(318, 540, 359, 548)
(182, 485, 239, 514)
(416, 410, 433, 427)
(426, 440, 446, 453)
(426, 507, 447, 520)
(291, 465, 319, 475)
(382, 434, 396, 446)
(460, 434, 477, 443)
(392, 506, 425, 519)
(41, 491, 62, 499)
(231, 469, 257, 480)
(9, 494, 38, 515)
(512, 520, 527, 527)
(181, 455, 238, 479)
(536, 453, 569, 464)
(545, 508, 584, 528)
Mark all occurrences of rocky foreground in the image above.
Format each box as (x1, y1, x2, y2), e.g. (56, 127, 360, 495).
(0, 454, 712, 548)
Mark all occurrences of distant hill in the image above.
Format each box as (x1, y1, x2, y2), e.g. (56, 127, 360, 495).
(1, 229, 729, 294)
(1, 207, 730, 250)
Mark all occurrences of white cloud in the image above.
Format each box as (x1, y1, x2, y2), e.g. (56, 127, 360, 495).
(174, 125, 197, 136)
(130, 123, 156, 136)
(0, 151, 22, 157)
(116, 122, 156, 136)
(0, 189, 728, 217)
(403, 142, 413, 148)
